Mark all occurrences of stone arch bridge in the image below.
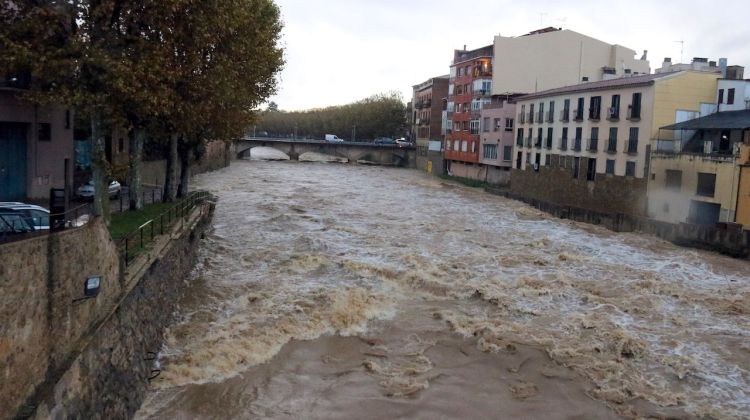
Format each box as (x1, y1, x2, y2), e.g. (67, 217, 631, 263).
(237, 138, 416, 167)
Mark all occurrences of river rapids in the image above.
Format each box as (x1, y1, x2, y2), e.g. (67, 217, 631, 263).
(136, 160, 749, 419)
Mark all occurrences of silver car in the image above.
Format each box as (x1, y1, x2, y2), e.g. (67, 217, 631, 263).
(0, 203, 50, 230)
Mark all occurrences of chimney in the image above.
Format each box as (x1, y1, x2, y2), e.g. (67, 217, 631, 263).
(463, 44, 467, 51)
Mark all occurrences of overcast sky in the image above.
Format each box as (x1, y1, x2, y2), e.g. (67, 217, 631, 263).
(269, 0, 750, 111)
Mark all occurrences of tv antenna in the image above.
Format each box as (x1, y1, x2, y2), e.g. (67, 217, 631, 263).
(674, 40, 684, 63)
(539, 12, 547, 27)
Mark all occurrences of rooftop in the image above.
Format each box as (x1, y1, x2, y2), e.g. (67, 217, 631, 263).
(516, 71, 686, 100)
(661, 109, 750, 130)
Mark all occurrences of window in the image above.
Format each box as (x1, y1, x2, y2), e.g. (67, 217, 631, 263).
(535, 153, 541, 169)
(529, 103, 535, 123)
(625, 161, 636, 177)
(589, 96, 602, 120)
(630, 92, 642, 120)
(471, 142, 476, 153)
(562, 99, 570, 121)
(536, 128, 543, 148)
(560, 127, 568, 150)
(505, 118, 514, 132)
(516, 151, 523, 169)
(494, 118, 501, 131)
(527, 128, 533, 147)
(453, 140, 459, 151)
(548, 101, 555, 122)
(627, 127, 639, 153)
(728, 88, 735, 105)
(483, 144, 497, 160)
(718, 89, 725, 104)
(446, 140, 451, 150)
(665, 170, 682, 191)
(470, 120, 480, 134)
(546, 127, 553, 149)
(65, 110, 71, 129)
(606, 159, 615, 175)
(483, 117, 490, 132)
(38, 123, 51, 141)
(503, 145, 512, 161)
(575, 97, 585, 120)
(607, 127, 618, 153)
(573, 157, 580, 178)
(589, 127, 599, 151)
(574, 127, 582, 150)
(461, 140, 468, 152)
(538, 102, 545, 121)
(545, 154, 551, 167)
(696, 173, 716, 197)
(516, 128, 524, 146)
(586, 158, 597, 181)
(609, 95, 620, 119)
(560, 155, 567, 169)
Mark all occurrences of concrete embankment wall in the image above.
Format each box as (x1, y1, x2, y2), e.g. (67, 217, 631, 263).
(488, 187, 750, 258)
(0, 204, 214, 419)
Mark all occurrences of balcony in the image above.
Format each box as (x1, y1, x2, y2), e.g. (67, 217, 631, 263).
(572, 139, 582, 151)
(518, 113, 526, 124)
(528, 112, 535, 124)
(559, 138, 568, 150)
(606, 138, 617, 153)
(534, 137, 543, 148)
(573, 110, 584, 122)
(607, 107, 620, 121)
(560, 110, 570, 122)
(546, 111, 554, 123)
(588, 107, 601, 121)
(545, 137, 553, 149)
(626, 139, 638, 154)
(525, 137, 532, 148)
(627, 106, 641, 121)
(537, 111, 544, 122)
(588, 138, 599, 152)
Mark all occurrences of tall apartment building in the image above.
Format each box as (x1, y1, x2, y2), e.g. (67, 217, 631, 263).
(511, 71, 719, 216)
(492, 28, 650, 95)
(412, 75, 449, 174)
(444, 45, 493, 179)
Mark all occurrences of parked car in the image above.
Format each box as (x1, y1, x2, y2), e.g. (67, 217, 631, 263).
(77, 180, 121, 200)
(0, 212, 35, 234)
(0, 203, 50, 230)
(395, 138, 413, 147)
(325, 134, 344, 142)
(374, 137, 396, 145)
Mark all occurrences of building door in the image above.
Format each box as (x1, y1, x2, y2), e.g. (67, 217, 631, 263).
(688, 200, 721, 224)
(0, 122, 28, 201)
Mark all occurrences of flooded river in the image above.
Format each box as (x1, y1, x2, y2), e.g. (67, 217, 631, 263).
(137, 160, 749, 419)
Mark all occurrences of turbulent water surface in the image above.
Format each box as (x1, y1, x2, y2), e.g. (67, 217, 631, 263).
(137, 160, 749, 419)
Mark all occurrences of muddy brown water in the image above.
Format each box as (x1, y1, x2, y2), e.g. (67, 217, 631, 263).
(136, 160, 749, 419)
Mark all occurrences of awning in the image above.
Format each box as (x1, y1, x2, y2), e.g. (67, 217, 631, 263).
(661, 109, 750, 130)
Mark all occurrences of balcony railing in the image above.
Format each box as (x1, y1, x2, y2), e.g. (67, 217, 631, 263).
(560, 110, 570, 122)
(518, 113, 526, 124)
(528, 112, 535, 124)
(525, 137, 532, 148)
(573, 109, 584, 121)
(537, 111, 544, 121)
(545, 137, 553, 149)
(627, 139, 638, 154)
(627, 106, 641, 121)
(534, 137, 543, 148)
(607, 138, 617, 153)
(573, 138, 582, 151)
(607, 107, 620, 121)
(559, 137, 568, 150)
(546, 111, 554, 123)
(588, 138, 599, 151)
(589, 107, 601, 121)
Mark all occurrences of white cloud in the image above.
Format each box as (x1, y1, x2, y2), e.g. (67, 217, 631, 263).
(270, 0, 749, 110)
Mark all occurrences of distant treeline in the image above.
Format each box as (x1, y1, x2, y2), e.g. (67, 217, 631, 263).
(256, 92, 406, 140)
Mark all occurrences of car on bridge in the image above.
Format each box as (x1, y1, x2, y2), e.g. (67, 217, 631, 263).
(325, 134, 344, 142)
